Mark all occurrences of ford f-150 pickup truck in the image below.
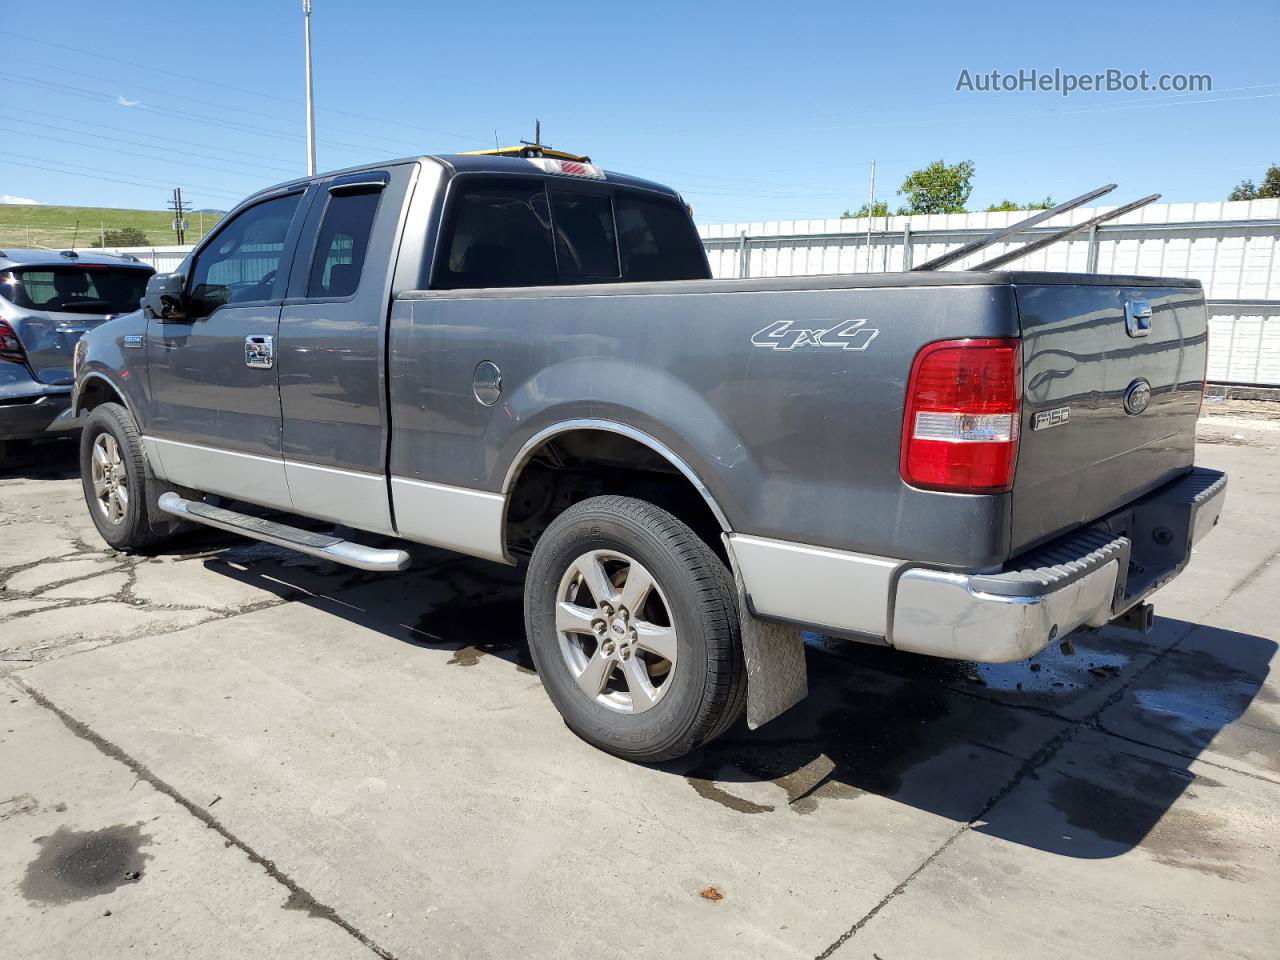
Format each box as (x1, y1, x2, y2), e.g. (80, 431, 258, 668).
(71, 150, 1226, 762)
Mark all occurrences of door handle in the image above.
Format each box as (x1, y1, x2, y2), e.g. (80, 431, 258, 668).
(244, 335, 275, 369)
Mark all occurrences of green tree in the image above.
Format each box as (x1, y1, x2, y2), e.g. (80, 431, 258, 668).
(897, 159, 975, 215)
(91, 226, 149, 247)
(1261, 164, 1280, 199)
(841, 201, 892, 219)
(1229, 179, 1257, 201)
(984, 196, 1055, 212)
(1228, 165, 1279, 201)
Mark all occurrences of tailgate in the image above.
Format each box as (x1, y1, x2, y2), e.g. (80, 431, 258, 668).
(1011, 279, 1207, 552)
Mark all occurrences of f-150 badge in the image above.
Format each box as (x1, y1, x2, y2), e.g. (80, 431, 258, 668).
(751, 319, 879, 352)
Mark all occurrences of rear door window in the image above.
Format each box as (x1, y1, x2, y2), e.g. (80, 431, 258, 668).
(434, 181, 557, 289)
(614, 191, 710, 281)
(550, 191, 619, 281)
(307, 190, 381, 298)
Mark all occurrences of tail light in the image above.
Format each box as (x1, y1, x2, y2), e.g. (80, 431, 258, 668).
(0, 318, 25, 364)
(901, 338, 1022, 494)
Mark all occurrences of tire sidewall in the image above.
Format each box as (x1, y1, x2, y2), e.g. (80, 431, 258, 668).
(525, 505, 720, 759)
(80, 406, 149, 549)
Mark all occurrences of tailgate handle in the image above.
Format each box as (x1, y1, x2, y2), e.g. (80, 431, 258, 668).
(1125, 299, 1152, 338)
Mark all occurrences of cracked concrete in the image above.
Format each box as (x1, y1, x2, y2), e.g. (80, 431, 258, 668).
(1, 428, 1278, 959)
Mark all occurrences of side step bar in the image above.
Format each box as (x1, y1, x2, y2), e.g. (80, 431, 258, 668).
(157, 492, 411, 572)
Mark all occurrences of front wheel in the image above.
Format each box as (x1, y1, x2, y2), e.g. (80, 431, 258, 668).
(79, 402, 165, 551)
(524, 495, 746, 762)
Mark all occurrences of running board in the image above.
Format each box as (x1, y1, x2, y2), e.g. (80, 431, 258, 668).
(157, 492, 410, 572)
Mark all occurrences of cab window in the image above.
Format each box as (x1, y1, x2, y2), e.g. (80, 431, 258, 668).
(614, 191, 710, 281)
(550, 191, 619, 281)
(434, 180, 556, 289)
(187, 193, 303, 316)
(307, 190, 381, 298)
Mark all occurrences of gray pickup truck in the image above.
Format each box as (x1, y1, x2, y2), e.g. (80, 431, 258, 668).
(71, 151, 1226, 762)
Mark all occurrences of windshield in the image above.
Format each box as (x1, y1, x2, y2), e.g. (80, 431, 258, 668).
(0, 265, 152, 315)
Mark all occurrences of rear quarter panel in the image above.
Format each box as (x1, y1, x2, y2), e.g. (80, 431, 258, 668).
(390, 278, 1021, 568)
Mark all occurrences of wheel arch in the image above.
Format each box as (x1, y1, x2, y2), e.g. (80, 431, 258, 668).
(75, 371, 135, 420)
(501, 418, 734, 534)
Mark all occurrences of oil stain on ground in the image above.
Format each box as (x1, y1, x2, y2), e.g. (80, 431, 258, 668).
(21, 823, 152, 904)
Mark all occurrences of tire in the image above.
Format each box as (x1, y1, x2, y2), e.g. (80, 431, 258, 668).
(524, 495, 747, 763)
(79, 402, 164, 552)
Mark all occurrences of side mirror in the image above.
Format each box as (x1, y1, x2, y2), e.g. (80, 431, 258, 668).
(142, 273, 187, 322)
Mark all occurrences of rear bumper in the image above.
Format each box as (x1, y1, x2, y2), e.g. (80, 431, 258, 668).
(891, 467, 1227, 662)
(0, 390, 73, 441)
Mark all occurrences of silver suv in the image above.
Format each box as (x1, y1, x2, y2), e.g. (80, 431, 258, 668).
(0, 248, 153, 466)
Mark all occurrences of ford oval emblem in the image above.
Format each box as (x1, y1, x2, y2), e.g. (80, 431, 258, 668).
(1123, 378, 1152, 416)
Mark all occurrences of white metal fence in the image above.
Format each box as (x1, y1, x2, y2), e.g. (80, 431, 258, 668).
(699, 198, 1280, 387)
(97, 198, 1280, 386)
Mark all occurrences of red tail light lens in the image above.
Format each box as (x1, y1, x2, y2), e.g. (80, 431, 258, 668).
(0, 318, 26, 364)
(901, 338, 1022, 493)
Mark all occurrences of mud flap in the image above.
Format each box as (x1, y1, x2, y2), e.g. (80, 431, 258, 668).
(725, 536, 808, 729)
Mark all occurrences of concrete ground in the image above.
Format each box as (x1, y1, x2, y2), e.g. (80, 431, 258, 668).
(1, 404, 1277, 959)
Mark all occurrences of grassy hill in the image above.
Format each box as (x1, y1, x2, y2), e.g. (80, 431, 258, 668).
(0, 204, 224, 249)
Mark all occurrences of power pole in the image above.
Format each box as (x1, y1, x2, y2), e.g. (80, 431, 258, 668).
(303, 0, 317, 175)
(168, 188, 188, 245)
(865, 160, 876, 272)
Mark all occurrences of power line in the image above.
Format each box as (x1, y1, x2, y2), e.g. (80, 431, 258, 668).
(0, 152, 246, 202)
(0, 71, 428, 160)
(4, 31, 491, 145)
(0, 105, 308, 166)
(0, 123, 296, 181)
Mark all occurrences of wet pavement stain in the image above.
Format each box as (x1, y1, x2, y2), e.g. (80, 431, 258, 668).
(409, 566, 536, 674)
(1049, 770, 1244, 879)
(21, 823, 152, 904)
(682, 665, 1017, 817)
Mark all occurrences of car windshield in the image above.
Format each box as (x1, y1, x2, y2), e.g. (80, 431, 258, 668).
(0, 265, 152, 315)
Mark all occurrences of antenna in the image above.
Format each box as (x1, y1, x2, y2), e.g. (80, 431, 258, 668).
(70, 219, 80, 251)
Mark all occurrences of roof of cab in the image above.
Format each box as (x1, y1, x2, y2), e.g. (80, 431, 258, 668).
(0, 248, 153, 270)
(239, 154, 681, 209)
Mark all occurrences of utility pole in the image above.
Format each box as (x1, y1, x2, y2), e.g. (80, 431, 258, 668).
(168, 188, 188, 245)
(303, 0, 317, 175)
(865, 160, 876, 272)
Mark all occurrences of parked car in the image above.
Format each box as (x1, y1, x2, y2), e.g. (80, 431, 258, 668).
(70, 149, 1225, 762)
(0, 249, 154, 467)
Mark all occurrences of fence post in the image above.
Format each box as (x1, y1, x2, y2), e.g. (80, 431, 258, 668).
(902, 224, 913, 270)
(738, 230, 750, 279)
(1086, 224, 1099, 273)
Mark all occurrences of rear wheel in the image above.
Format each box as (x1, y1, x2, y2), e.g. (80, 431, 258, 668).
(524, 495, 746, 762)
(79, 402, 165, 551)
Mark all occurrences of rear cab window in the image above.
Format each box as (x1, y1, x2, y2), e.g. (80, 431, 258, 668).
(0, 265, 152, 314)
(432, 177, 709, 289)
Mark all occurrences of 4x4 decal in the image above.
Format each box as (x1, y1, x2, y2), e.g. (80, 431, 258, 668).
(750, 319, 879, 352)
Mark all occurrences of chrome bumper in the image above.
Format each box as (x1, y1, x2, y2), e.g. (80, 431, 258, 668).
(890, 467, 1228, 663)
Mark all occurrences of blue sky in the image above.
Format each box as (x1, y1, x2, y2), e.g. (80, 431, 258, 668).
(2, 0, 1277, 223)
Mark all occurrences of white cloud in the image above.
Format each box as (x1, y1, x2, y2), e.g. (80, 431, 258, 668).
(116, 94, 142, 108)
(1, 195, 41, 205)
